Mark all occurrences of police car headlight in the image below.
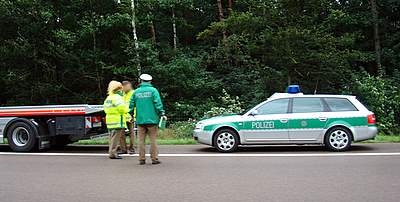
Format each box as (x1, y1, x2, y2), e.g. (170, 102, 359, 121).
(195, 122, 205, 130)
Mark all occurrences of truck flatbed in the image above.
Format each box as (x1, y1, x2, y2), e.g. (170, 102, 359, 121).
(0, 105, 103, 117)
(0, 104, 106, 152)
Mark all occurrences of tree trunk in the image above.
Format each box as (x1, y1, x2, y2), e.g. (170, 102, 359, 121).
(147, 10, 156, 44)
(130, 0, 141, 80)
(227, 0, 233, 15)
(149, 20, 156, 44)
(216, 0, 227, 40)
(370, 0, 383, 76)
(89, 0, 102, 95)
(172, 6, 177, 50)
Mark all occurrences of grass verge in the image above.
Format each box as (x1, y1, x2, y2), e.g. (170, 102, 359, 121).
(362, 135, 400, 143)
(75, 137, 197, 145)
(75, 128, 198, 145)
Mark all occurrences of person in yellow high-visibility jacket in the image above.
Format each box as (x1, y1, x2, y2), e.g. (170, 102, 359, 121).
(119, 81, 136, 154)
(103, 81, 127, 159)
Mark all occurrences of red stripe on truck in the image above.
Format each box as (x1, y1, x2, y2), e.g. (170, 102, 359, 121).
(0, 108, 86, 117)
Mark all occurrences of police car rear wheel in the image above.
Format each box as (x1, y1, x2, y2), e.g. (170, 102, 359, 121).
(324, 127, 352, 152)
(213, 129, 239, 153)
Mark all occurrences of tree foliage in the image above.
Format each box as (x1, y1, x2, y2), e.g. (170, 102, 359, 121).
(0, 0, 399, 132)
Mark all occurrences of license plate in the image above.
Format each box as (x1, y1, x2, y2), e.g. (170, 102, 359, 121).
(92, 122, 102, 128)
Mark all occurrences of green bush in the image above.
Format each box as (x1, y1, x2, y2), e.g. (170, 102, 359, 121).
(203, 89, 245, 118)
(346, 73, 400, 134)
(169, 120, 196, 139)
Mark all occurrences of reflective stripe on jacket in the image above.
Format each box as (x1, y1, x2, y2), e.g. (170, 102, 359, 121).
(103, 93, 128, 129)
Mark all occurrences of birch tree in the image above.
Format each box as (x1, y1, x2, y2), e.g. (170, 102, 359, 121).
(130, 0, 141, 77)
(172, 5, 177, 49)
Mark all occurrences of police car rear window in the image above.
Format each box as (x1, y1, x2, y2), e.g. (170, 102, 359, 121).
(324, 98, 358, 112)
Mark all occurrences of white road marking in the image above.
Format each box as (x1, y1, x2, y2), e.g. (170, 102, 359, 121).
(0, 152, 400, 157)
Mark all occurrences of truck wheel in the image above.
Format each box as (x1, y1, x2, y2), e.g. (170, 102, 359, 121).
(324, 126, 352, 152)
(213, 129, 239, 153)
(7, 121, 38, 152)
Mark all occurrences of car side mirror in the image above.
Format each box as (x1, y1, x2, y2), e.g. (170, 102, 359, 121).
(250, 110, 259, 116)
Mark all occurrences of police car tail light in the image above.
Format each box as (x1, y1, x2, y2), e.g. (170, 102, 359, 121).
(367, 114, 376, 124)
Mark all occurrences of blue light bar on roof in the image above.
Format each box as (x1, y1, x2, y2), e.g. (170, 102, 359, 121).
(287, 85, 301, 94)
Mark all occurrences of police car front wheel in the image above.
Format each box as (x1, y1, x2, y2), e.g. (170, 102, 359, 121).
(324, 127, 352, 152)
(213, 129, 239, 152)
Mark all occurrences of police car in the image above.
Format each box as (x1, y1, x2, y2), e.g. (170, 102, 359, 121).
(193, 85, 378, 152)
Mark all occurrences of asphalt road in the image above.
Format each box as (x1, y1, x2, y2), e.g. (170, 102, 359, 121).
(1, 144, 400, 202)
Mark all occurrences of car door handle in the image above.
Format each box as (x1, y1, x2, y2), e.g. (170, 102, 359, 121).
(280, 118, 288, 123)
(319, 117, 328, 122)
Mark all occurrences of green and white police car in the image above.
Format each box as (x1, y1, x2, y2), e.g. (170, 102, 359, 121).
(193, 86, 378, 152)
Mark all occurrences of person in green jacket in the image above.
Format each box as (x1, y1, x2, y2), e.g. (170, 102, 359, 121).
(129, 74, 166, 165)
(103, 81, 128, 159)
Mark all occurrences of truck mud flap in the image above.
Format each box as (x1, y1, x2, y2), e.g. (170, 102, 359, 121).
(38, 136, 51, 150)
(90, 132, 109, 139)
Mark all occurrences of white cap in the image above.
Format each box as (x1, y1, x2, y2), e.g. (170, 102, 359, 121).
(139, 74, 152, 81)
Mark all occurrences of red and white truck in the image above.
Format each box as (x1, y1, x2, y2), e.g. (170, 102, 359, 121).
(0, 104, 106, 152)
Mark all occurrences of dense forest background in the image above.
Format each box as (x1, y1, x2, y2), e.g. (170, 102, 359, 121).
(0, 0, 399, 133)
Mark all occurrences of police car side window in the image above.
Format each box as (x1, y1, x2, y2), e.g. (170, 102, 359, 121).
(325, 98, 358, 112)
(292, 98, 324, 113)
(257, 99, 289, 115)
